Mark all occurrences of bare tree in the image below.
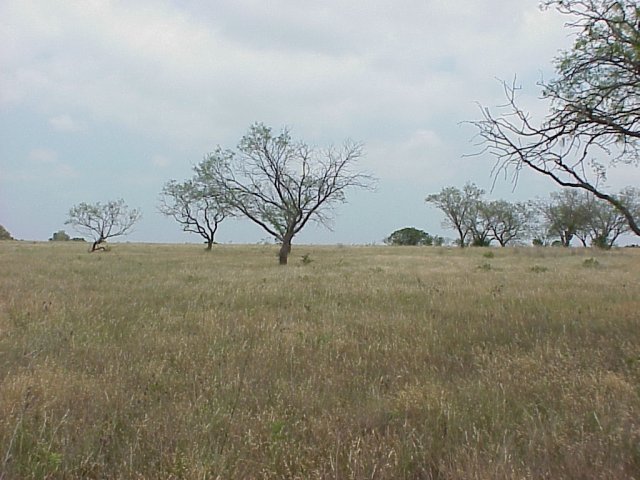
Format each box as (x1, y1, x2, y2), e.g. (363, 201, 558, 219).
(159, 178, 230, 250)
(582, 187, 639, 248)
(196, 123, 374, 264)
(426, 183, 485, 247)
(483, 200, 533, 247)
(66, 199, 141, 252)
(471, 0, 640, 237)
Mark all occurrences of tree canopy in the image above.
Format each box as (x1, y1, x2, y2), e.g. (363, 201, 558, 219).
(384, 227, 442, 246)
(0, 225, 13, 241)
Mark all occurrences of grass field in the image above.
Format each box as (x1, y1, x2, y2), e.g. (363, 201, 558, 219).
(0, 241, 639, 479)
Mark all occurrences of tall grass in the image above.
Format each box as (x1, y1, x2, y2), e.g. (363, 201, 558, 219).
(1, 242, 638, 479)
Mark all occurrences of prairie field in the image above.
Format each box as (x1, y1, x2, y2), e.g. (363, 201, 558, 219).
(0, 241, 639, 479)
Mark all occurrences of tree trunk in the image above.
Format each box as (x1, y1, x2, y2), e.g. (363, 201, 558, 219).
(279, 235, 293, 265)
(90, 238, 106, 252)
(206, 240, 213, 251)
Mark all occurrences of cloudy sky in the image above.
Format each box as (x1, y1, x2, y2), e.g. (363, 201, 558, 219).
(1, 0, 637, 245)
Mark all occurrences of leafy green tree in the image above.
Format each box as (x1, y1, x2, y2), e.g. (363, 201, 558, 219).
(426, 183, 485, 248)
(196, 123, 374, 265)
(159, 178, 231, 251)
(0, 224, 13, 240)
(66, 199, 141, 252)
(472, 0, 640, 237)
(385, 227, 440, 246)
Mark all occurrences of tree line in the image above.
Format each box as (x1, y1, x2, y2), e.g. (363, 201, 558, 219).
(64, 123, 374, 264)
(421, 183, 639, 248)
(24, 0, 639, 262)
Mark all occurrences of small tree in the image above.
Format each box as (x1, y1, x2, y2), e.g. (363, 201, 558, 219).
(582, 188, 639, 249)
(159, 178, 231, 250)
(49, 230, 71, 241)
(483, 200, 533, 247)
(538, 189, 592, 247)
(426, 183, 485, 248)
(66, 199, 141, 252)
(385, 227, 436, 246)
(0, 224, 13, 240)
(197, 123, 374, 265)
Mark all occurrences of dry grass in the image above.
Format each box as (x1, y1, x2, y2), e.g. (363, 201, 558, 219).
(1, 241, 639, 479)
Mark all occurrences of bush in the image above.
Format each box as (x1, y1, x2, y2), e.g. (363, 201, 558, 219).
(583, 258, 600, 268)
(0, 224, 13, 240)
(385, 227, 437, 246)
(49, 230, 71, 241)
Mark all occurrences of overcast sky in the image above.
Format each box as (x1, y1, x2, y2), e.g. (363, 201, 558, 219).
(1, 0, 638, 245)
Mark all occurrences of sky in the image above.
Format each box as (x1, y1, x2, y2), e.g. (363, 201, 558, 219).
(1, 0, 639, 245)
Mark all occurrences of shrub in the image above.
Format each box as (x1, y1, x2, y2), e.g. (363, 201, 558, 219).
(385, 227, 436, 246)
(49, 230, 71, 241)
(529, 265, 548, 273)
(583, 258, 600, 268)
(0, 224, 13, 240)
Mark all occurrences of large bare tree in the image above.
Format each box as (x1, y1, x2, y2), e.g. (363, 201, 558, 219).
(197, 123, 374, 264)
(471, 0, 640, 237)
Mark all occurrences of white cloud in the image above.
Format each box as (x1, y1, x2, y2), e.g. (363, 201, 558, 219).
(0, 0, 568, 148)
(3, 0, 621, 244)
(151, 155, 171, 168)
(25, 148, 77, 178)
(49, 114, 84, 132)
(28, 148, 57, 163)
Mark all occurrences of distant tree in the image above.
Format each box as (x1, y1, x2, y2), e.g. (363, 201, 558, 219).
(196, 123, 374, 265)
(483, 200, 533, 247)
(66, 199, 141, 252)
(426, 183, 485, 248)
(49, 230, 71, 241)
(466, 200, 493, 247)
(538, 189, 592, 247)
(385, 227, 437, 246)
(471, 0, 640, 237)
(582, 188, 639, 249)
(159, 178, 231, 251)
(0, 224, 13, 240)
